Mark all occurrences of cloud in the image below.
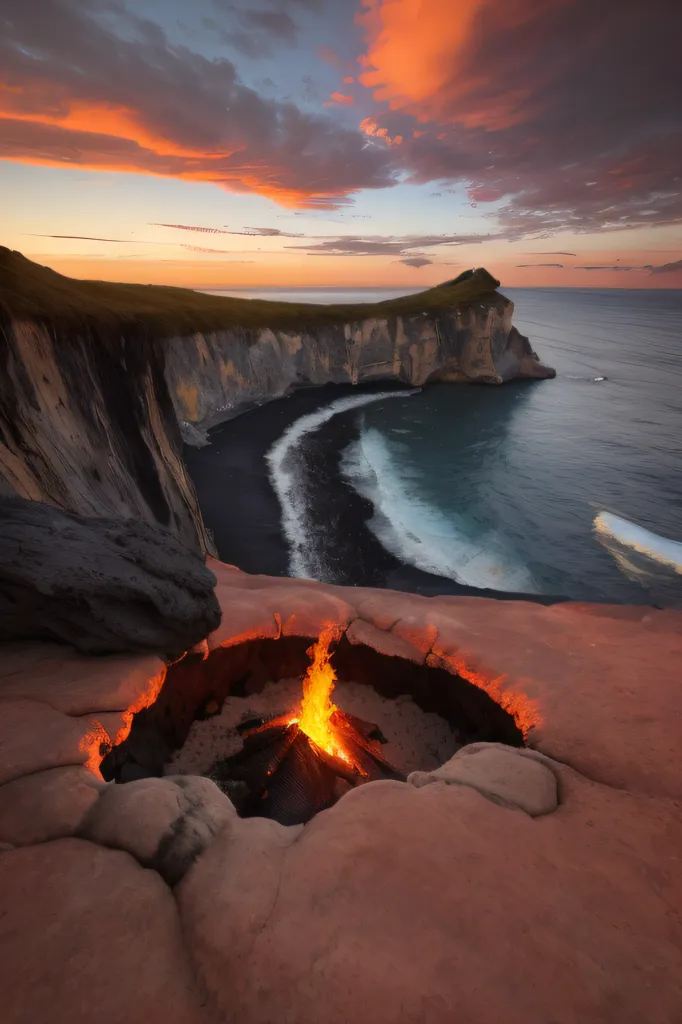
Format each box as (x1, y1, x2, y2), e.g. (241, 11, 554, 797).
(316, 45, 343, 68)
(343, 76, 355, 84)
(356, 0, 682, 234)
(241, 9, 299, 44)
(151, 223, 233, 235)
(178, 246, 255, 258)
(287, 232, 500, 256)
(360, 117, 403, 147)
(0, 0, 397, 209)
(28, 234, 141, 243)
(575, 264, 653, 272)
(516, 263, 564, 268)
(396, 257, 433, 267)
(650, 259, 682, 275)
(324, 92, 354, 107)
(523, 252, 578, 256)
(226, 226, 306, 237)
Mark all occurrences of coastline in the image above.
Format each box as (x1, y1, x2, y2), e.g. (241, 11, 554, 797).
(184, 381, 567, 604)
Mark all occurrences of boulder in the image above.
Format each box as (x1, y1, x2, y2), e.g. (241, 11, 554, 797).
(408, 741, 559, 816)
(0, 497, 221, 658)
(79, 774, 236, 885)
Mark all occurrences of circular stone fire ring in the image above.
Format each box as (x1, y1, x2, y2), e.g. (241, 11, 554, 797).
(102, 633, 525, 824)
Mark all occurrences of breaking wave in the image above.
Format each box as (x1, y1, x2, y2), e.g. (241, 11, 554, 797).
(594, 511, 682, 577)
(340, 426, 538, 593)
(266, 390, 416, 578)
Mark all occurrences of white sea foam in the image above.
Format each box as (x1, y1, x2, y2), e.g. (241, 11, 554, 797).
(266, 390, 416, 578)
(341, 427, 538, 593)
(594, 511, 682, 576)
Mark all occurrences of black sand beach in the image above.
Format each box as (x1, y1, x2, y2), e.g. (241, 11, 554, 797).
(184, 382, 565, 604)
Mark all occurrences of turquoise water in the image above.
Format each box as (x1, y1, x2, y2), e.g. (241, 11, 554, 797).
(339, 288, 682, 603)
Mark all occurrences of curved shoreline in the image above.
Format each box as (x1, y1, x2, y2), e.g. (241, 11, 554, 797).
(184, 381, 568, 604)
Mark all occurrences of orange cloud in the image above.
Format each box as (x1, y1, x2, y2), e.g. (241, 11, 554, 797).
(343, 76, 355, 84)
(356, 0, 535, 129)
(360, 117, 403, 146)
(324, 92, 354, 107)
(0, 1, 396, 210)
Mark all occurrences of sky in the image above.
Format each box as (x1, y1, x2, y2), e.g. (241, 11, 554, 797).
(2, 0, 681, 290)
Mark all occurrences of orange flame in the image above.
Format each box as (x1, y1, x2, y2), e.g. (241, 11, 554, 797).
(297, 624, 351, 763)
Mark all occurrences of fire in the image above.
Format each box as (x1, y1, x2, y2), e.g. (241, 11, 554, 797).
(297, 624, 351, 764)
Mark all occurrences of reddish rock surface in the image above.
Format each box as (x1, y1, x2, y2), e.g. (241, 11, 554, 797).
(0, 560, 681, 1023)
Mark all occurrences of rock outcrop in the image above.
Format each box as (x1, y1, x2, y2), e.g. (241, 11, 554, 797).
(0, 563, 680, 1024)
(163, 288, 554, 438)
(0, 250, 554, 553)
(0, 497, 221, 657)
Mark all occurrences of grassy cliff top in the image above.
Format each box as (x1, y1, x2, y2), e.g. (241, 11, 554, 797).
(0, 247, 502, 335)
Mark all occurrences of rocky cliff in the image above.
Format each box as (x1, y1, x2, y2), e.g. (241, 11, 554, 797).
(163, 286, 553, 440)
(0, 249, 554, 553)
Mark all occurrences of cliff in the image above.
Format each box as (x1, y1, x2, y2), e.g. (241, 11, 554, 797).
(0, 248, 554, 552)
(164, 286, 553, 439)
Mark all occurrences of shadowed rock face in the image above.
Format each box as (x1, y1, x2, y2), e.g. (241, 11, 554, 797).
(0, 311, 211, 555)
(0, 498, 221, 657)
(164, 287, 555, 439)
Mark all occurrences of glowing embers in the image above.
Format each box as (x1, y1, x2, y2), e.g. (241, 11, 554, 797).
(210, 626, 404, 825)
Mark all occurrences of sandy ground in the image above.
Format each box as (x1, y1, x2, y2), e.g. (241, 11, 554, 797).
(166, 678, 458, 779)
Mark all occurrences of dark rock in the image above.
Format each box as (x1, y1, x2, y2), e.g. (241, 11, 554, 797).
(0, 497, 220, 658)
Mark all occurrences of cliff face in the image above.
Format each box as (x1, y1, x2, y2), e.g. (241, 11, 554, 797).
(0, 314, 211, 554)
(164, 290, 553, 437)
(0, 251, 554, 555)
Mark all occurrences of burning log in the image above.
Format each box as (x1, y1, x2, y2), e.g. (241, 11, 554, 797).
(210, 625, 405, 825)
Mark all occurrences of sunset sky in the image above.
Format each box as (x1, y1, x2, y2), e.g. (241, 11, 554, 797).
(2, 0, 681, 290)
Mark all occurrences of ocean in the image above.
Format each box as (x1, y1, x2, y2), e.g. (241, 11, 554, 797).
(190, 287, 682, 607)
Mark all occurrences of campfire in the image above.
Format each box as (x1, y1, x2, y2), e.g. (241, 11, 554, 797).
(210, 625, 405, 825)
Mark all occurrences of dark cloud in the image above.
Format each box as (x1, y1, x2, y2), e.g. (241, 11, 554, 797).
(151, 223, 233, 234)
(0, 0, 397, 209)
(241, 9, 298, 44)
(574, 264, 655, 272)
(288, 232, 502, 256)
(27, 234, 138, 243)
(226, 226, 306, 237)
(359, 0, 682, 235)
(523, 252, 577, 256)
(516, 263, 564, 268)
(397, 257, 433, 268)
(651, 259, 682, 275)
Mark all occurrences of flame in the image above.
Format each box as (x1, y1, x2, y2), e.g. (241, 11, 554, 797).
(297, 624, 351, 763)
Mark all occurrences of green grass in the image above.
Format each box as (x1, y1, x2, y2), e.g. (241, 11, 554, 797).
(0, 246, 502, 336)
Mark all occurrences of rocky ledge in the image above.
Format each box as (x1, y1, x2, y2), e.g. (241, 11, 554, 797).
(1, 561, 680, 1024)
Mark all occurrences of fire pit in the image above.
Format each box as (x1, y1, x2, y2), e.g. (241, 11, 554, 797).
(101, 625, 524, 825)
(206, 626, 405, 824)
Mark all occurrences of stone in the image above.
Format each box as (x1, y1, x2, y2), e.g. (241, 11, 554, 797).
(0, 497, 221, 658)
(345, 618, 423, 663)
(0, 765, 105, 846)
(0, 838, 209, 1024)
(79, 774, 236, 885)
(177, 773, 682, 1024)
(0, 643, 166, 716)
(0, 698, 108, 785)
(408, 742, 559, 816)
